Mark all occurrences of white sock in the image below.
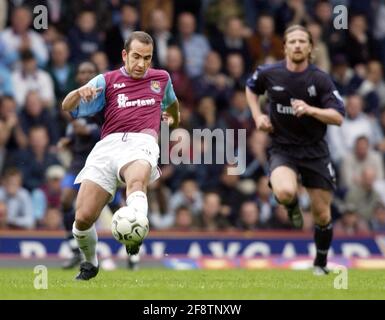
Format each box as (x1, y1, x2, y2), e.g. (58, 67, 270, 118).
(126, 191, 148, 217)
(72, 223, 98, 267)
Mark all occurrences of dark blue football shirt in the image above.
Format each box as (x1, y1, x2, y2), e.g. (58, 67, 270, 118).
(246, 60, 345, 159)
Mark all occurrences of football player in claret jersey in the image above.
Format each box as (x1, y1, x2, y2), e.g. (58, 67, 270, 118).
(62, 31, 179, 280)
(246, 25, 345, 275)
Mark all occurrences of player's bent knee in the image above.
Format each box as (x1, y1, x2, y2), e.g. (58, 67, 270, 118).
(313, 212, 331, 226)
(274, 188, 297, 205)
(75, 210, 96, 230)
(126, 179, 146, 192)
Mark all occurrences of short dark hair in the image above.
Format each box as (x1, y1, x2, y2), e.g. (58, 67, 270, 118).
(124, 31, 153, 52)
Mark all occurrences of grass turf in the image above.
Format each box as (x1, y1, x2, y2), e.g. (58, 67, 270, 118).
(0, 268, 384, 300)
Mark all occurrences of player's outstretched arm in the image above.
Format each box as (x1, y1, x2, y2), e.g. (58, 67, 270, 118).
(245, 86, 273, 133)
(62, 86, 103, 112)
(291, 99, 344, 126)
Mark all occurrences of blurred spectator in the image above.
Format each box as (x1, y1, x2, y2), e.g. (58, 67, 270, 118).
(0, 6, 48, 68)
(165, 45, 195, 110)
(226, 53, 248, 90)
(247, 14, 284, 68)
(19, 91, 60, 146)
(266, 204, 292, 230)
(356, 60, 385, 115)
(0, 200, 7, 229)
(31, 164, 65, 225)
(68, 0, 110, 32)
(275, 0, 311, 35)
(190, 96, 220, 130)
(44, 0, 70, 31)
(104, 3, 139, 68)
(67, 10, 102, 64)
(11, 126, 61, 191)
(11, 50, 55, 110)
(47, 40, 77, 102)
(340, 135, 384, 189)
(0, 167, 34, 229)
(140, 0, 173, 32)
(298, 185, 311, 211)
(41, 24, 64, 53)
(194, 191, 231, 231)
(373, 0, 385, 66)
(192, 50, 232, 110)
(330, 54, 362, 97)
(90, 51, 110, 73)
(345, 14, 379, 68)
(147, 179, 173, 230)
(176, 12, 211, 78)
(0, 95, 28, 153)
(373, 0, 385, 41)
(219, 89, 255, 141)
(0, 62, 13, 97)
(328, 94, 381, 164)
(173, 0, 203, 32)
(236, 201, 260, 231)
(255, 175, 276, 226)
(344, 167, 383, 221)
(177, 103, 194, 131)
(147, 8, 176, 68)
(302, 211, 314, 232)
(312, 0, 345, 58)
(204, 0, 245, 37)
(162, 129, 216, 191)
(40, 207, 63, 230)
(0, 0, 6, 31)
(172, 205, 195, 231)
(242, 0, 277, 30)
(0, 121, 9, 174)
(307, 20, 330, 73)
(242, 130, 269, 181)
(334, 204, 371, 236)
(169, 178, 203, 217)
(376, 108, 385, 156)
(218, 164, 248, 223)
(370, 202, 385, 232)
(210, 16, 251, 71)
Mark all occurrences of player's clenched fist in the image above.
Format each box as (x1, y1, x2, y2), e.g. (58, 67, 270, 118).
(256, 114, 274, 133)
(77, 86, 103, 102)
(291, 99, 311, 117)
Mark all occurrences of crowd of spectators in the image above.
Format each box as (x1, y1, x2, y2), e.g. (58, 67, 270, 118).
(1, 0, 385, 235)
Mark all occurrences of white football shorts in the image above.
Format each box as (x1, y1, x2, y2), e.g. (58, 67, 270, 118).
(74, 132, 160, 199)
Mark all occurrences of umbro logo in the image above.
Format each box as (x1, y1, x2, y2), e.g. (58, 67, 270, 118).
(114, 83, 126, 89)
(272, 86, 285, 91)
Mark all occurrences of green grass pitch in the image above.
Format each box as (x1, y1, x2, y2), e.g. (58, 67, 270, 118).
(0, 268, 384, 300)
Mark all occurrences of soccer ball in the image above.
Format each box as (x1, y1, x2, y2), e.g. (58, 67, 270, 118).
(111, 207, 149, 246)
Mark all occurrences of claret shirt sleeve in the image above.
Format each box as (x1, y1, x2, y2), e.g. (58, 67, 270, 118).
(71, 74, 106, 118)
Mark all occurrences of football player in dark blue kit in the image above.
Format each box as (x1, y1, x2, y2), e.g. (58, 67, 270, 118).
(246, 25, 345, 275)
